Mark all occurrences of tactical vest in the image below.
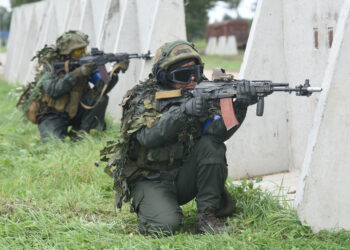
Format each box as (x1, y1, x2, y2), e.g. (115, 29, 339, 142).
(41, 76, 89, 119)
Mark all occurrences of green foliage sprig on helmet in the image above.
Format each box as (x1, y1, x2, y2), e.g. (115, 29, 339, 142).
(55, 30, 89, 56)
(152, 40, 203, 87)
(31, 44, 59, 67)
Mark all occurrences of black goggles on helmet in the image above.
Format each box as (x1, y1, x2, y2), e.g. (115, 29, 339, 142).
(167, 65, 203, 84)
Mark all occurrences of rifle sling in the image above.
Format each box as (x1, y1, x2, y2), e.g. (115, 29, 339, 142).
(65, 60, 70, 74)
(155, 89, 182, 99)
(80, 62, 121, 110)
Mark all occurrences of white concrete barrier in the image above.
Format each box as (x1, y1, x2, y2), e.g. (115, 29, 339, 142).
(205, 35, 238, 55)
(4, 0, 186, 119)
(226, 0, 343, 178)
(226, 35, 238, 55)
(205, 36, 216, 55)
(225, 0, 350, 232)
(296, 0, 350, 232)
(215, 36, 227, 55)
(227, 0, 290, 178)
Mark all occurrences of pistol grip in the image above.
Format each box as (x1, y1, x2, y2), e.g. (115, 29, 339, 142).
(98, 65, 111, 83)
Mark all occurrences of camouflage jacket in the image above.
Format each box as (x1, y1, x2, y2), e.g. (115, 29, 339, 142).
(100, 77, 248, 210)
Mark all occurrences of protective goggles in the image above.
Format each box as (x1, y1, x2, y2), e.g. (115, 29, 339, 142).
(167, 65, 203, 84)
(72, 47, 86, 57)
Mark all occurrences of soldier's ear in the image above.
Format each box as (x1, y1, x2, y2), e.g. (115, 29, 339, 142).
(155, 67, 170, 87)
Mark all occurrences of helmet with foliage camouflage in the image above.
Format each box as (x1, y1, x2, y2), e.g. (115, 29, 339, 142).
(55, 30, 89, 56)
(152, 40, 202, 76)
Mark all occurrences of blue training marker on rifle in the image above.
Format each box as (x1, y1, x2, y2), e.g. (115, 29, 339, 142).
(90, 72, 101, 85)
(202, 114, 221, 135)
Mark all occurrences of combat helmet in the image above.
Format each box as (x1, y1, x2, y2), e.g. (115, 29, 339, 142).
(152, 40, 203, 87)
(55, 30, 89, 56)
(152, 40, 202, 74)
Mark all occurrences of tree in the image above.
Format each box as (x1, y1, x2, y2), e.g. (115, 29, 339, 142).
(224, 0, 242, 18)
(185, 0, 217, 41)
(185, 0, 243, 41)
(225, 0, 241, 9)
(0, 7, 10, 31)
(10, 0, 42, 8)
(222, 14, 233, 21)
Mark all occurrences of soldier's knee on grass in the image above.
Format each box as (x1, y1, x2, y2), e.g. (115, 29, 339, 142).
(138, 216, 181, 236)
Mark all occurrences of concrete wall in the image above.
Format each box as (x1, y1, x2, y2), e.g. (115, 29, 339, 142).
(227, 0, 290, 178)
(283, 0, 343, 171)
(296, 1, 350, 232)
(4, 0, 186, 119)
(226, 0, 342, 178)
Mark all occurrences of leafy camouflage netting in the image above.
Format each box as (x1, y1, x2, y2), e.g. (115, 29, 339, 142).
(16, 45, 59, 122)
(99, 79, 162, 209)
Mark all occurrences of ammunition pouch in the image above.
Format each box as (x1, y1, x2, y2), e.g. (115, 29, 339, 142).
(146, 144, 184, 165)
(40, 80, 89, 119)
(26, 99, 42, 124)
(124, 142, 184, 182)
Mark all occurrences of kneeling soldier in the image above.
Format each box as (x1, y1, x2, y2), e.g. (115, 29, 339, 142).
(101, 40, 258, 235)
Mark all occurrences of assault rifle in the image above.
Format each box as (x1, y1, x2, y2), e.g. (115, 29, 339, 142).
(52, 48, 153, 83)
(155, 69, 322, 130)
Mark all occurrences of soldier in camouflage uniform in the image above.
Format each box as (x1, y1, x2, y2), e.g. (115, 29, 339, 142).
(28, 31, 128, 140)
(100, 40, 258, 235)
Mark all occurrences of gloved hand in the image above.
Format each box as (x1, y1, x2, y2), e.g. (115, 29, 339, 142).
(181, 95, 207, 117)
(236, 80, 258, 105)
(73, 62, 95, 78)
(114, 59, 130, 74)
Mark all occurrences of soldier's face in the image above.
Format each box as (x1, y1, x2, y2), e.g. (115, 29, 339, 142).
(171, 61, 197, 89)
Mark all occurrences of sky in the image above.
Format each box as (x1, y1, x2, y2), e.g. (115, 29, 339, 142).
(0, 0, 10, 10)
(0, 0, 256, 21)
(208, 0, 257, 23)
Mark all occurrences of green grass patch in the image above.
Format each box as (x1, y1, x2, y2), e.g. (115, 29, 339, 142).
(193, 39, 207, 53)
(0, 79, 349, 248)
(201, 53, 244, 72)
(0, 46, 6, 53)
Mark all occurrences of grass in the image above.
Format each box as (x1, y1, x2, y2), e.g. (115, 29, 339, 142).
(193, 39, 244, 72)
(1, 79, 350, 248)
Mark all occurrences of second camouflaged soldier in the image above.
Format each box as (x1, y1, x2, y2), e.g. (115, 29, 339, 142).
(100, 40, 258, 235)
(18, 30, 129, 140)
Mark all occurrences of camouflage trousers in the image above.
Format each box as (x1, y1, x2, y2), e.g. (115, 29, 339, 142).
(38, 93, 109, 140)
(129, 135, 228, 235)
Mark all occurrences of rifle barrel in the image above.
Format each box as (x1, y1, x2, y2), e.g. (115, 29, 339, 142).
(270, 83, 289, 87)
(271, 87, 322, 92)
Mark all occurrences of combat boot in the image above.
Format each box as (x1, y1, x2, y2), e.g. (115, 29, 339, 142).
(215, 186, 236, 218)
(196, 207, 228, 234)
